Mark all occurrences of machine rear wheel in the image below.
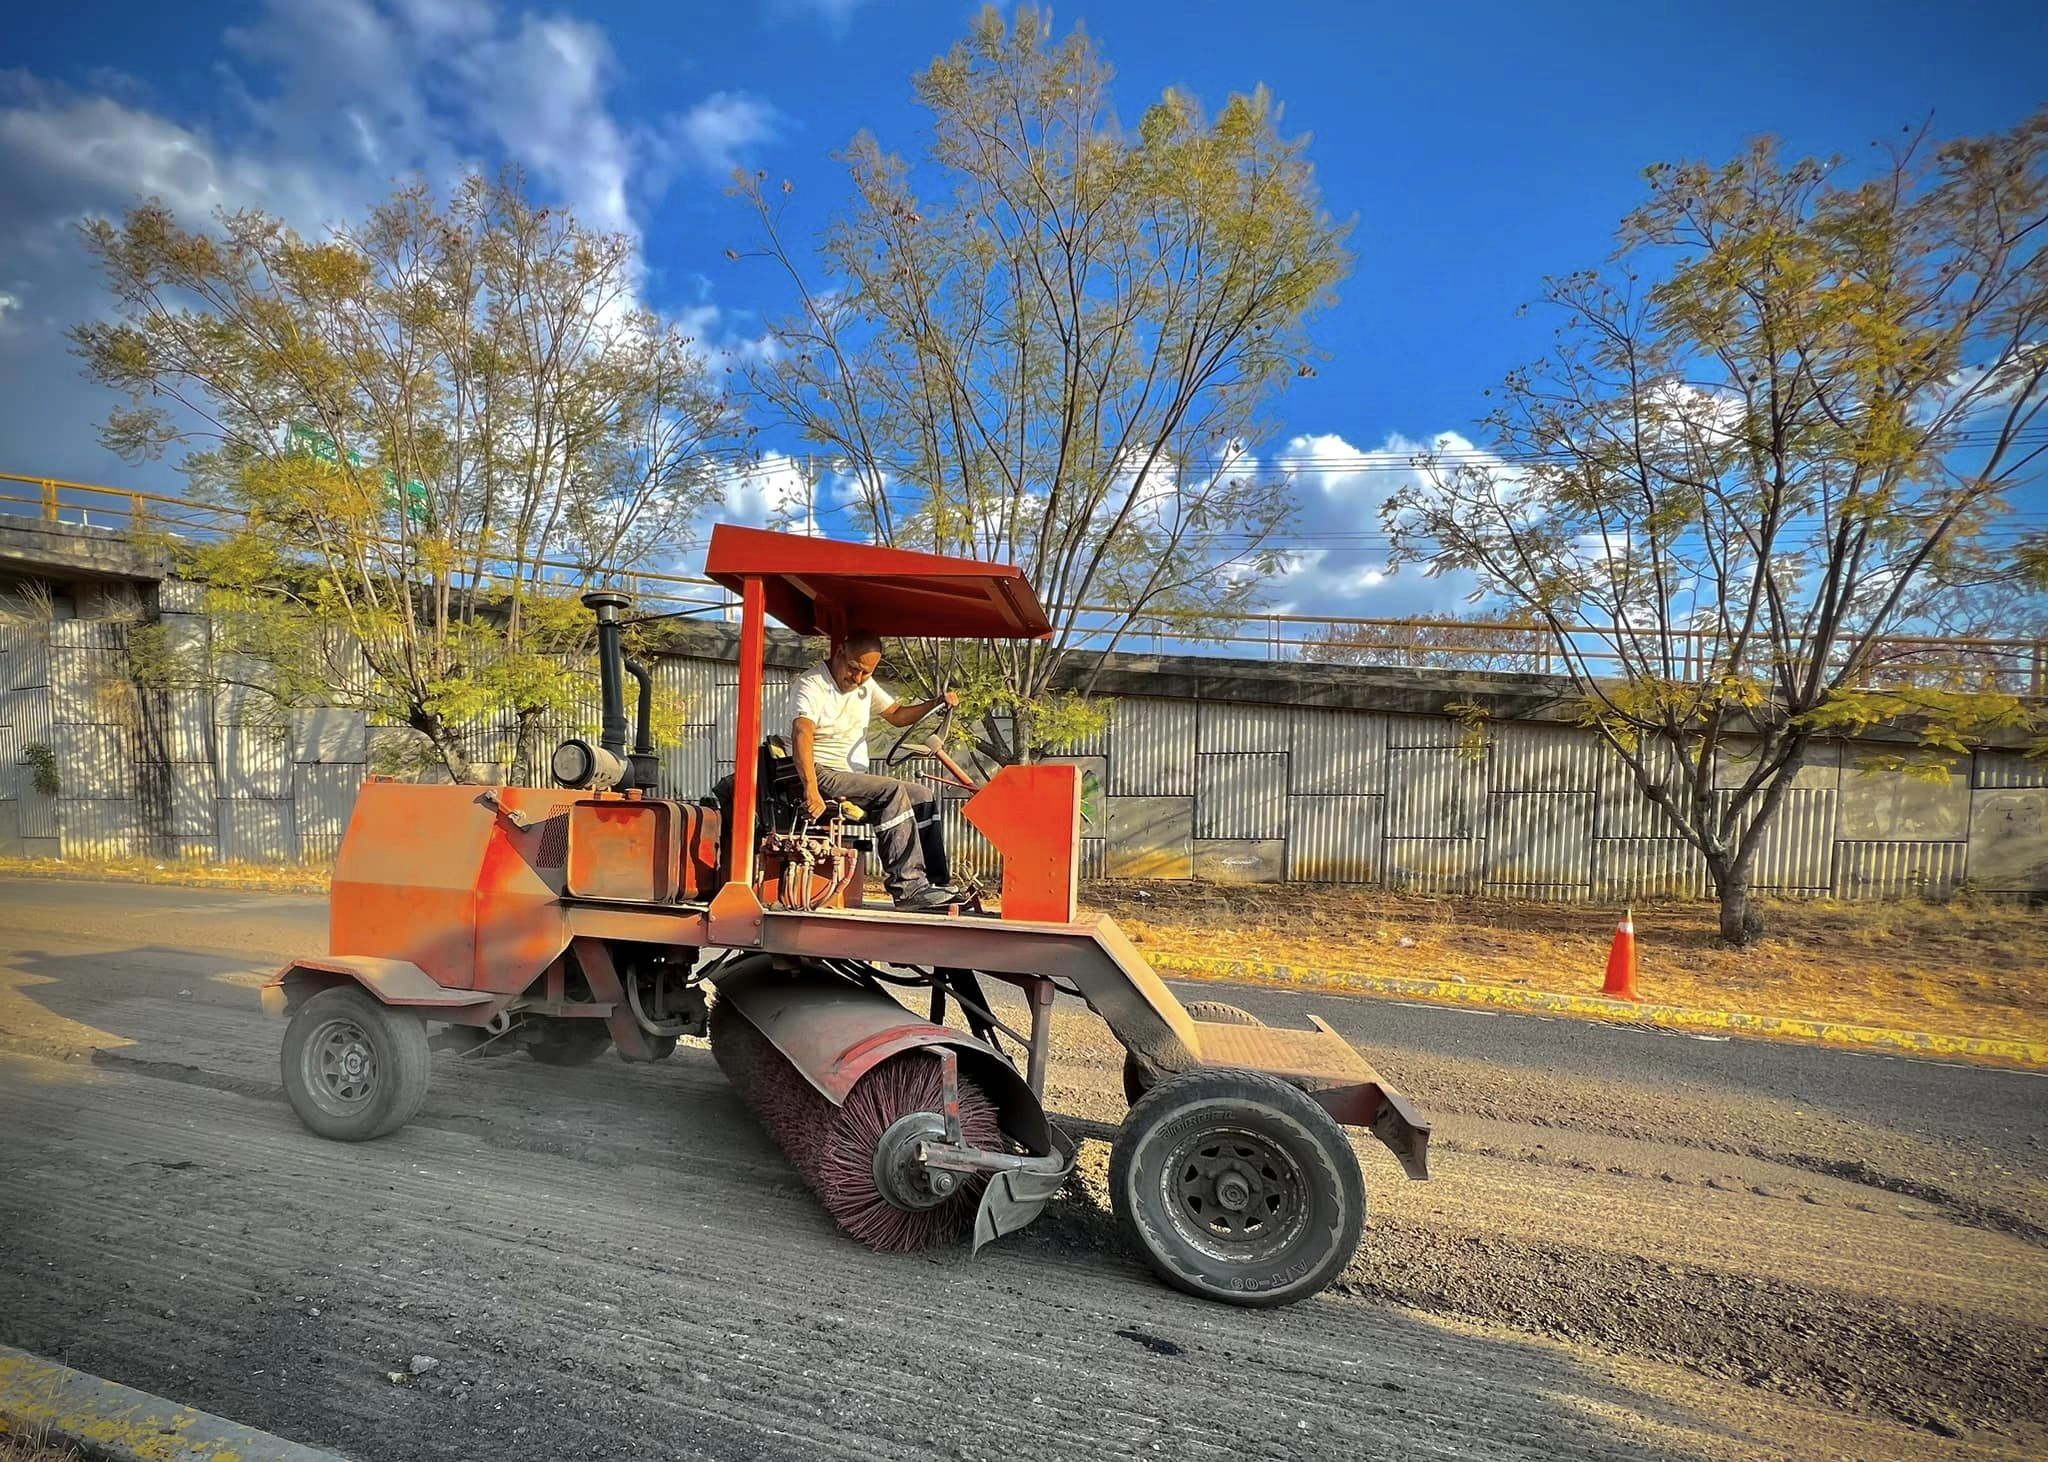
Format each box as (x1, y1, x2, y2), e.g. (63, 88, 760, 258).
(1182, 1001, 1262, 1026)
(1121, 1002, 1264, 1106)
(281, 985, 432, 1142)
(1110, 1069, 1363, 1307)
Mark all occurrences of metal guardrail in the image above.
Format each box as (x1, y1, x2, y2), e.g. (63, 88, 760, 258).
(1068, 611, 2048, 695)
(0, 471, 731, 617)
(5, 471, 2044, 694)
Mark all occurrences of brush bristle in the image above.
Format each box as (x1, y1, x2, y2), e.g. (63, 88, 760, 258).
(711, 999, 1004, 1251)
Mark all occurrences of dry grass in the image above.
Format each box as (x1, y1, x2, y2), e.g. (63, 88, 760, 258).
(0, 855, 330, 895)
(3, 855, 2039, 1043)
(0, 1423, 80, 1462)
(1084, 880, 2048, 1045)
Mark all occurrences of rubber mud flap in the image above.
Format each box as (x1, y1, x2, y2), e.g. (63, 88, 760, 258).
(972, 1124, 1078, 1253)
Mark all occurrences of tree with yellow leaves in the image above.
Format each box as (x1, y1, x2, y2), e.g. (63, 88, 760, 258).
(1389, 116, 2046, 944)
(73, 174, 736, 781)
(736, 5, 1351, 761)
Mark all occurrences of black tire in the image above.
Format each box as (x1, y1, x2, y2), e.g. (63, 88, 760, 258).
(1182, 1001, 1262, 1027)
(527, 1023, 614, 1066)
(281, 984, 432, 1142)
(1123, 1002, 1265, 1105)
(1110, 1069, 1364, 1307)
(1121, 1053, 1151, 1110)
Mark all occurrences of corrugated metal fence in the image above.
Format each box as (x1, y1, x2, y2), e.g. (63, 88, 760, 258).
(1, 609, 2043, 897)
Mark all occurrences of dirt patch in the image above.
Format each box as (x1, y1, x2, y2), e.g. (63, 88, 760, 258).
(1086, 880, 2048, 1044)
(1336, 1219, 2047, 1442)
(1021, 1134, 2048, 1447)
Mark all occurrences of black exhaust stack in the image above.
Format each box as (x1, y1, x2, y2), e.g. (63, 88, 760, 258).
(550, 589, 646, 794)
(623, 654, 658, 792)
(584, 590, 632, 763)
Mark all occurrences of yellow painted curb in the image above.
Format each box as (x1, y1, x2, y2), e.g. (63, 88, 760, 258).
(0, 1345, 348, 1462)
(1147, 952, 2048, 1071)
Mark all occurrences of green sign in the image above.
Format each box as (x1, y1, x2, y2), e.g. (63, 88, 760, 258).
(285, 421, 431, 527)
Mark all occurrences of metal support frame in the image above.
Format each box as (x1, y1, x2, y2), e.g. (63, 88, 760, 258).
(1023, 977, 1056, 1099)
(726, 575, 767, 890)
(569, 938, 665, 1063)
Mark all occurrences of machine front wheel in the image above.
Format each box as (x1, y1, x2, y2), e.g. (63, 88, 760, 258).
(281, 984, 433, 1141)
(1110, 1069, 1364, 1307)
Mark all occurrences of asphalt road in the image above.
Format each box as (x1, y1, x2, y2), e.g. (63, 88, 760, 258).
(0, 875, 2041, 1461)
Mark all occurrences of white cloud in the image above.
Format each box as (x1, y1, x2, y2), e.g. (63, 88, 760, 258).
(0, 83, 326, 228)
(704, 453, 826, 538)
(666, 92, 782, 178)
(1263, 429, 1490, 618)
(222, 0, 638, 236)
(0, 0, 782, 484)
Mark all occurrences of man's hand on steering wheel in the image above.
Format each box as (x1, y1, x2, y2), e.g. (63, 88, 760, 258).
(885, 690, 959, 767)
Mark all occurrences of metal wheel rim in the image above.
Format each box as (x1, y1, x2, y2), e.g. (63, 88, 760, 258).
(303, 1016, 378, 1115)
(1156, 1123, 1310, 1265)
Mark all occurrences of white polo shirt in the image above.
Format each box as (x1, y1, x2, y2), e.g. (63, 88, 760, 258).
(789, 664, 897, 773)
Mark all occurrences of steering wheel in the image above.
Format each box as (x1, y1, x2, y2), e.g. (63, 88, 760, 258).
(885, 697, 956, 767)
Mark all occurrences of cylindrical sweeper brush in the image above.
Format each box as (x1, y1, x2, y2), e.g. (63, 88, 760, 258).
(710, 996, 1004, 1251)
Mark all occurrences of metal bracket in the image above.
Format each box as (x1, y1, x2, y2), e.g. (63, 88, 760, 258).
(477, 788, 534, 831)
(966, 1124, 1078, 1254)
(937, 1048, 965, 1147)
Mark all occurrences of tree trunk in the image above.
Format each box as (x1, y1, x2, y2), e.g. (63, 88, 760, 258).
(411, 707, 477, 785)
(512, 709, 545, 788)
(1011, 703, 1037, 766)
(1713, 867, 1764, 947)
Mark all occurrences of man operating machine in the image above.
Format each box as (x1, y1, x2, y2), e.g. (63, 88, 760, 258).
(789, 631, 962, 910)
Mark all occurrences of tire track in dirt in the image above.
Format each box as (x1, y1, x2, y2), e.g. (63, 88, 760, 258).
(0, 1053, 1948, 1462)
(26, 1021, 2048, 1454)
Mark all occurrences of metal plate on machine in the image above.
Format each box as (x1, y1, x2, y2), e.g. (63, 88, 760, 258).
(1189, 1018, 1376, 1082)
(564, 798, 677, 903)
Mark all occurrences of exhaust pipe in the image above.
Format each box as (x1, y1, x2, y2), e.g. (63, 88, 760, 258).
(584, 590, 632, 762)
(623, 654, 658, 792)
(553, 590, 636, 792)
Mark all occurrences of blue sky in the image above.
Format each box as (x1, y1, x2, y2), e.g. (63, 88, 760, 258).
(2, 0, 2043, 617)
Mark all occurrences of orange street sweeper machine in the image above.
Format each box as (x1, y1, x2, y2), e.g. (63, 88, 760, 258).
(262, 525, 1431, 1306)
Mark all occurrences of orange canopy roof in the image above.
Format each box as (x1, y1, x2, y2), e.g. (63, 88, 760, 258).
(702, 524, 1053, 640)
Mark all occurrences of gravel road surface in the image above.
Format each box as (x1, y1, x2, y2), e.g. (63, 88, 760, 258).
(0, 877, 2041, 1460)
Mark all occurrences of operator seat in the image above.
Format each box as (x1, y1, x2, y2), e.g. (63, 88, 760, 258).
(703, 736, 874, 858)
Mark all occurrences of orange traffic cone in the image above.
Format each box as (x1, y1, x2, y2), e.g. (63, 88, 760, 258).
(1602, 907, 1639, 1001)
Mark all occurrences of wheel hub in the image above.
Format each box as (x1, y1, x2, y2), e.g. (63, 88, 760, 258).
(871, 1111, 958, 1211)
(1164, 1127, 1308, 1258)
(309, 1018, 378, 1110)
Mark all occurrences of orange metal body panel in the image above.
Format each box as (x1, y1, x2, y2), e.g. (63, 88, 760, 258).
(963, 764, 1080, 923)
(336, 780, 730, 997)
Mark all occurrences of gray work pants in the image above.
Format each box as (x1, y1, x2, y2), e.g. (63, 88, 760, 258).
(813, 766, 949, 896)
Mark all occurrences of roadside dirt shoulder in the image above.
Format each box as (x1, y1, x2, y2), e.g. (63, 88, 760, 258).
(1091, 880, 2048, 1047)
